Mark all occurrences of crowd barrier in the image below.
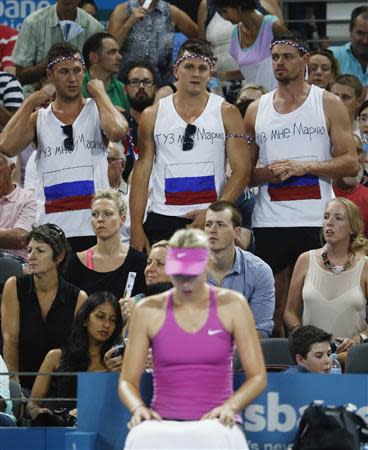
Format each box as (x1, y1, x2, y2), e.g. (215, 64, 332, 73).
(0, 372, 367, 449)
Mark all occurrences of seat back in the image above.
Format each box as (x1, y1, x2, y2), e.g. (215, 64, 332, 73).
(0, 256, 23, 354)
(345, 345, 368, 373)
(0, 256, 23, 293)
(233, 338, 294, 372)
(261, 338, 294, 372)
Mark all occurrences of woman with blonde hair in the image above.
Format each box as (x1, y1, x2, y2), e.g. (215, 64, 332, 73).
(284, 198, 368, 353)
(119, 228, 266, 449)
(64, 188, 147, 300)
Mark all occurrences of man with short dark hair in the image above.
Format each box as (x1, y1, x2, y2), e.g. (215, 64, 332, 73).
(331, 74, 363, 132)
(205, 200, 275, 338)
(122, 61, 157, 179)
(245, 31, 358, 336)
(285, 325, 332, 373)
(130, 38, 251, 251)
(82, 32, 130, 110)
(12, 0, 103, 96)
(0, 42, 128, 252)
(329, 6, 368, 89)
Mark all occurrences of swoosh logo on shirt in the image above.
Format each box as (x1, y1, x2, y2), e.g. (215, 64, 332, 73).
(177, 252, 186, 258)
(208, 329, 223, 336)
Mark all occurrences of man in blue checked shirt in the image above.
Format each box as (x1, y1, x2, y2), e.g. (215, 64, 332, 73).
(205, 200, 275, 338)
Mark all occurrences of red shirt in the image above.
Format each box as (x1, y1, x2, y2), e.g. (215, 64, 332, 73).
(334, 184, 368, 235)
(0, 25, 18, 71)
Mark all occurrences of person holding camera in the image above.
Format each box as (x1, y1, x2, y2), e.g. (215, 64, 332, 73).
(26, 291, 123, 425)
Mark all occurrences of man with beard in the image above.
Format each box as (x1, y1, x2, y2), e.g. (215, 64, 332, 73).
(0, 42, 128, 252)
(82, 32, 130, 111)
(122, 61, 157, 180)
(244, 31, 358, 336)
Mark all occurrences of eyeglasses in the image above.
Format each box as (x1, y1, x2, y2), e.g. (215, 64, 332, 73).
(358, 116, 368, 123)
(61, 124, 74, 152)
(183, 124, 197, 151)
(127, 78, 154, 87)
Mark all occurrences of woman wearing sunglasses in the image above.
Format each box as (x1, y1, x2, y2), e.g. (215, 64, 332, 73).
(1, 224, 87, 393)
(119, 228, 266, 449)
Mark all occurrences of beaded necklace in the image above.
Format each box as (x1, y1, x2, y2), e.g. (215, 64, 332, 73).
(321, 247, 354, 274)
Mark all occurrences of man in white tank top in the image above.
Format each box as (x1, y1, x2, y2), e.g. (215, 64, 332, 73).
(244, 31, 359, 336)
(130, 38, 251, 252)
(0, 42, 128, 252)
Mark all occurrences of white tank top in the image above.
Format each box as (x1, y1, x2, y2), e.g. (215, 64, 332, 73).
(253, 84, 332, 228)
(150, 93, 226, 217)
(35, 99, 109, 237)
(302, 250, 367, 339)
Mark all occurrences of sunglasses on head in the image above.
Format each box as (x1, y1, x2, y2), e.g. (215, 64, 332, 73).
(61, 124, 74, 152)
(183, 124, 197, 151)
(46, 223, 65, 237)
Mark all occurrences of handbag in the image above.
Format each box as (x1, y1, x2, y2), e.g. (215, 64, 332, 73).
(293, 402, 368, 450)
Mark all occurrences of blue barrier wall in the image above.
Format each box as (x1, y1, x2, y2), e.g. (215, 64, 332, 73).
(0, 372, 367, 450)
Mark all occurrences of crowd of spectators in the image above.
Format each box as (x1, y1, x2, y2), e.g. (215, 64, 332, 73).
(0, 0, 368, 447)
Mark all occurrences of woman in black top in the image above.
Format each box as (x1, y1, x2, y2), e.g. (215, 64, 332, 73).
(27, 291, 123, 424)
(64, 189, 147, 299)
(1, 224, 87, 391)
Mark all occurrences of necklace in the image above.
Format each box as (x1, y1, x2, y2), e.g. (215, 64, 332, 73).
(321, 248, 354, 274)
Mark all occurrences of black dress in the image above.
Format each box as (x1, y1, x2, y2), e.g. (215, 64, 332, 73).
(17, 275, 80, 390)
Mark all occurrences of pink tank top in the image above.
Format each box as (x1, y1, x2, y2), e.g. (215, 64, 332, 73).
(151, 287, 234, 420)
(86, 248, 94, 270)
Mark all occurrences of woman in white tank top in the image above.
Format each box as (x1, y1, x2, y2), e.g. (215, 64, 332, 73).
(284, 197, 368, 355)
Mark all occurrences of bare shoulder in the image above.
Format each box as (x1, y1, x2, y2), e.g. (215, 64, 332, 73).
(77, 250, 87, 265)
(294, 250, 311, 271)
(112, 2, 128, 17)
(46, 348, 62, 363)
(244, 98, 261, 125)
(41, 349, 62, 371)
(322, 90, 345, 115)
(140, 103, 159, 124)
(247, 98, 261, 116)
(3, 275, 17, 292)
(220, 101, 244, 131)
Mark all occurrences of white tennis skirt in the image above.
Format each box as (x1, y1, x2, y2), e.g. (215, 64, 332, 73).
(124, 419, 249, 450)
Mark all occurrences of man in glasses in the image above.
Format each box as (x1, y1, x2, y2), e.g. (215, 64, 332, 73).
(82, 32, 130, 111)
(244, 31, 358, 336)
(0, 42, 128, 252)
(122, 61, 157, 180)
(130, 38, 251, 251)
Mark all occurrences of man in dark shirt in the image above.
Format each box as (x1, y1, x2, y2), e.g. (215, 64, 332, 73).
(121, 61, 157, 180)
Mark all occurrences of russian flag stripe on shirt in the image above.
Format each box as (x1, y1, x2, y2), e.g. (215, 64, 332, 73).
(44, 180, 94, 213)
(268, 175, 321, 201)
(165, 175, 217, 205)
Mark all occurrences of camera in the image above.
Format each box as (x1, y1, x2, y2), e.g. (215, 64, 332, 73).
(111, 343, 125, 358)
